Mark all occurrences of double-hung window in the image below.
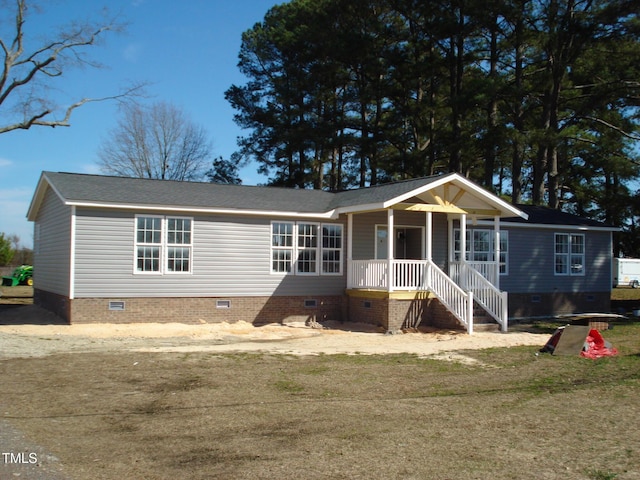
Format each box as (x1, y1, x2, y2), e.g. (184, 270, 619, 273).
(272, 222, 294, 273)
(297, 223, 319, 274)
(454, 228, 509, 275)
(271, 221, 343, 275)
(322, 224, 342, 274)
(555, 233, 584, 276)
(135, 216, 192, 274)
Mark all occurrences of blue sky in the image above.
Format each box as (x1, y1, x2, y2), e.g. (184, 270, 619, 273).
(0, 0, 278, 248)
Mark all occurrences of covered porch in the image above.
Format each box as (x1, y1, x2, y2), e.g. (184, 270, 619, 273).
(337, 174, 526, 333)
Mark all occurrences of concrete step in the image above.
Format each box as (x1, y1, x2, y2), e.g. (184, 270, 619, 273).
(472, 322, 500, 332)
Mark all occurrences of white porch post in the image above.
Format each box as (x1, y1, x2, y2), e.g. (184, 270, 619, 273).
(460, 213, 467, 289)
(387, 208, 394, 292)
(447, 216, 454, 265)
(426, 211, 433, 290)
(425, 211, 433, 261)
(494, 215, 501, 290)
(347, 214, 353, 288)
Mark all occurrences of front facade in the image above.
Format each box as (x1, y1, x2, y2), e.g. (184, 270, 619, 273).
(27, 172, 617, 332)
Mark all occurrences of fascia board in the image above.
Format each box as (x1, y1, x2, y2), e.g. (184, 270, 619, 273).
(380, 173, 528, 220)
(446, 175, 528, 219)
(27, 173, 68, 221)
(380, 174, 455, 208)
(475, 219, 620, 232)
(335, 202, 387, 215)
(65, 200, 339, 219)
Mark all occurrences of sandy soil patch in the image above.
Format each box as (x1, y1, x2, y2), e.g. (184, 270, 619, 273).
(0, 304, 548, 360)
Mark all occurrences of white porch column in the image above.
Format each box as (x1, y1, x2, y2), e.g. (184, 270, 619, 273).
(459, 213, 467, 262)
(494, 215, 501, 290)
(425, 211, 433, 261)
(426, 211, 433, 290)
(387, 208, 394, 292)
(347, 214, 353, 288)
(460, 213, 467, 289)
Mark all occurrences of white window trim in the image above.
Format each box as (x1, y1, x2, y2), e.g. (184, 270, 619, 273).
(270, 221, 343, 276)
(321, 223, 344, 276)
(134, 215, 193, 275)
(296, 222, 321, 276)
(554, 233, 585, 277)
(454, 228, 509, 276)
(271, 221, 295, 275)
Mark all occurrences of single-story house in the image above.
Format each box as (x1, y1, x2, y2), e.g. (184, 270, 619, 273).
(27, 171, 618, 333)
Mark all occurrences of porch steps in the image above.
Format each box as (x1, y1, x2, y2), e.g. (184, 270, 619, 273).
(472, 304, 500, 333)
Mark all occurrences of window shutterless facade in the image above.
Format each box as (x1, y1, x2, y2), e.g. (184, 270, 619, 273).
(271, 221, 343, 275)
(135, 215, 193, 274)
(555, 233, 585, 276)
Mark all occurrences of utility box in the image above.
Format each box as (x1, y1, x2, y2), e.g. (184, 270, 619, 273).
(612, 258, 640, 288)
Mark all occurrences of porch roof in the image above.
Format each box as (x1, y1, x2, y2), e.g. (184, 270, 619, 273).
(332, 173, 527, 220)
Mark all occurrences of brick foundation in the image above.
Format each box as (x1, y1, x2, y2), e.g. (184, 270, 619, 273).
(346, 290, 465, 332)
(34, 289, 71, 323)
(35, 290, 346, 325)
(36, 288, 605, 328)
(509, 292, 611, 318)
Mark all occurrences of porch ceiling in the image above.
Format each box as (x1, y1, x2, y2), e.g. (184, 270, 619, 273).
(391, 202, 501, 216)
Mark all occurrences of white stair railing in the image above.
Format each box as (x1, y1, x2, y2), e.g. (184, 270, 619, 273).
(458, 262, 508, 332)
(427, 260, 474, 334)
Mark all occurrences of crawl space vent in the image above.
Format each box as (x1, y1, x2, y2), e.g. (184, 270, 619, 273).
(108, 301, 125, 311)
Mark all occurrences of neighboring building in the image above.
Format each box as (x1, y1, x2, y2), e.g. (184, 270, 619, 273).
(27, 171, 617, 332)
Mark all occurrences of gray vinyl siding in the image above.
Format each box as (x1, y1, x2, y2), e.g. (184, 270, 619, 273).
(501, 226, 612, 293)
(33, 188, 71, 295)
(73, 208, 347, 298)
(351, 211, 448, 268)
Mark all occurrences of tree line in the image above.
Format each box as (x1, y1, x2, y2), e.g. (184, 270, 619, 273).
(226, 0, 640, 231)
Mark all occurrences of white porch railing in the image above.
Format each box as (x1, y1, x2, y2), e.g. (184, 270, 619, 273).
(449, 262, 508, 331)
(450, 261, 498, 286)
(349, 259, 475, 333)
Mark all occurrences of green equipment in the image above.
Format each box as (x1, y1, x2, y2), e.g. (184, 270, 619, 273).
(1, 265, 33, 287)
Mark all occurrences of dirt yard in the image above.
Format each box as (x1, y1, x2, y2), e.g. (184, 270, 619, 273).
(1, 286, 639, 479)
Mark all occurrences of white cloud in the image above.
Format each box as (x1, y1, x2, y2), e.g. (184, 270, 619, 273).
(0, 158, 13, 167)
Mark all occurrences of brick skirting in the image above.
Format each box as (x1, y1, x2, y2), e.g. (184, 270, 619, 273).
(346, 290, 464, 332)
(34, 290, 346, 325)
(509, 292, 611, 319)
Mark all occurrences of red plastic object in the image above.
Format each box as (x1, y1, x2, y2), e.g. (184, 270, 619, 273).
(580, 329, 618, 359)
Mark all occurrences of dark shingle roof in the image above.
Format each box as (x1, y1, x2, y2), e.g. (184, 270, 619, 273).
(329, 176, 442, 209)
(40, 172, 449, 215)
(43, 172, 336, 214)
(504, 204, 615, 228)
(34, 172, 613, 230)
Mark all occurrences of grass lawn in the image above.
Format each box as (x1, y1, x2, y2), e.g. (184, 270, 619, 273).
(1, 286, 639, 479)
(0, 320, 638, 480)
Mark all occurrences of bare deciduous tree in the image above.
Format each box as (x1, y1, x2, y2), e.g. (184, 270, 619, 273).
(98, 101, 213, 181)
(0, 0, 143, 134)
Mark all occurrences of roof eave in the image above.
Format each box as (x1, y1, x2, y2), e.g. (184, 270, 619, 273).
(380, 173, 528, 220)
(27, 172, 67, 221)
(64, 200, 339, 219)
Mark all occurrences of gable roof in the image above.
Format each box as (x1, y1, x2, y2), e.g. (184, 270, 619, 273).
(29, 171, 526, 221)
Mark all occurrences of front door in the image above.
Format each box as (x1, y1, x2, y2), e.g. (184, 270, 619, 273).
(376, 226, 423, 260)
